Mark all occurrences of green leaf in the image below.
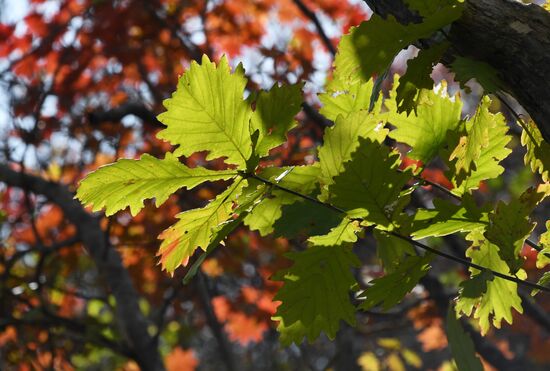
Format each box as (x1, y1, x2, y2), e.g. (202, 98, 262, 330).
(334, 2, 463, 84)
(273, 200, 342, 238)
(243, 165, 320, 236)
(308, 218, 361, 246)
(158, 179, 245, 273)
(389, 87, 463, 164)
(446, 306, 483, 371)
(157, 55, 253, 168)
(411, 196, 489, 239)
(273, 245, 360, 345)
(451, 57, 502, 93)
(485, 184, 550, 273)
(404, 0, 463, 17)
(459, 270, 494, 299)
(251, 83, 303, 158)
(449, 96, 493, 177)
(182, 212, 248, 284)
(521, 119, 550, 182)
(448, 103, 512, 195)
(532, 271, 550, 297)
(329, 138, 412, 226)
(360, 255, 431, 311)
(318, 111, 388, 189)
(456, 231, 523, 335)
(536, 221, 550, 269)
(396, 42, 449, 114)
(76, 153, 236, 216)
(374, 229, 416, 273)
(319, 79, 382, 121)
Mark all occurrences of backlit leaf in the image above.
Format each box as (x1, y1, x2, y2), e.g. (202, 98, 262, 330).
(521, 119, 550, 182)
(273, 245, 360, 345)
(329, 138, 412, 226)
(251, 83, 303, 158)
(485, 184, 550, 273)
(158, 179, 245, 273)
(411, 196, 489, 239)
(308, 218, 361, 246)
(396, 42, 449, 114)
(244, 165, 320, 236)
(389, 87, 463, 164)
(318, 111, 388, 189)
(360, 255, 431, 311)
(157, 55, 253, 168)
(334, 2, 463, 84)
(76, 153, 236, 216)
(456, 230, 523, 335)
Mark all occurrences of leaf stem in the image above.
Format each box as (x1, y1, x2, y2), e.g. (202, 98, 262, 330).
(244, 172, 550, 294)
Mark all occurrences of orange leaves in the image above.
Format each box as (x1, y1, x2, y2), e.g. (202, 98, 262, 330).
(25, 13, 48, 37)
(165, 347, 199, 371)
(12, 205, 68, 245)
(212, 285, 277, 345)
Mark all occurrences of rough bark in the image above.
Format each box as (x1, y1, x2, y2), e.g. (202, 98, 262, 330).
(0, 165, 165, 371)
(363, 0, 550, 143)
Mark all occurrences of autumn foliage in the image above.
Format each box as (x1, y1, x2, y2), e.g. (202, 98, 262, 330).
(1, 0, 550, 370)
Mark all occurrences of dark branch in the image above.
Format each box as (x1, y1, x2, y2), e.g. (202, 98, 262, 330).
(242, 172, 550, 294)
(292, 0, 337, 56)
(88, 103, 164, 128)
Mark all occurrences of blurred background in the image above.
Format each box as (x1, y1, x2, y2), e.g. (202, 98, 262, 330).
(0, 0, 549, 370)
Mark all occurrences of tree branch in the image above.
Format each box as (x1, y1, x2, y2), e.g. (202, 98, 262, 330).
(243, 172, 550, 294)
(292, 0, 336, 56)
(88, 103, 163, 128)
(0, 165, 165, 371)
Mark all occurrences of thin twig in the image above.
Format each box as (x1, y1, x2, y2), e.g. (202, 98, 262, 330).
(242, 172, 550, 294)
(389, 232, 550, 293)
(292, 0, 336, 56)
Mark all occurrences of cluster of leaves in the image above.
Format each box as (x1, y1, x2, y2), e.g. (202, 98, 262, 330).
(76, 1, 550, 365)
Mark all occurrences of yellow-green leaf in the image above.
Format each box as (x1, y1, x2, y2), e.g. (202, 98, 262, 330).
(76, 153, 236, 216)
(157, 55, 253, 168)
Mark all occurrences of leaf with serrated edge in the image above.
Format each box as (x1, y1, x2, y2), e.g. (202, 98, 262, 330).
(521, 119, 550, 182)
(243, 165, 320, 236)
(308, 218, 360, 246)
(389, 86, 462, 164)
(448, 104, 512, 195)
(450, 96, 493, 177)
(251, 83, 303, 158)
(396, 42, 449, 115)
(334, 1, 463, 84)
(157, 179, 245, 273)
(451, 56, 502, 94)
(76, 153, 236, 216)
(456, 230, 523, 335)
(272, 245, 360, 345)
(485, 184, 550, 273)
(157, 55, 253, 168)
(329, 138, 412, 227)
(536, 221, 550, 269)
(360, 255, 431, 311)
(318, 111, 388, 189)
(411, 196, 489, 239)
